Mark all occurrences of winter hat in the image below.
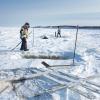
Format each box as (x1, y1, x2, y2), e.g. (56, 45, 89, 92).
(24, 22, 30, 28)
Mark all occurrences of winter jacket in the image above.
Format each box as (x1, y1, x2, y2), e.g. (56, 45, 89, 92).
(20, 26, 28, 39)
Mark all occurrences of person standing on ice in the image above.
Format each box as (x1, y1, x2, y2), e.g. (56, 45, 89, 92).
(20, 22, 30, 51)
(57, 26, 61, 37)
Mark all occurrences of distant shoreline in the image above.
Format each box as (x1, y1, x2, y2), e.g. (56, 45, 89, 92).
(0, 25, 100, 30)
(32, 25, 100, 30)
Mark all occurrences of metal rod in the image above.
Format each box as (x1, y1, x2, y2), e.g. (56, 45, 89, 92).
(73, 25, 79, 65)
(33, 28, 34, 46)
(11, 41, 21, 51)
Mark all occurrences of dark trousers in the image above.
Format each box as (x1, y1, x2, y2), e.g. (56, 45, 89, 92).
(57, 33, 61, 37)
(20, 38, 27, 50)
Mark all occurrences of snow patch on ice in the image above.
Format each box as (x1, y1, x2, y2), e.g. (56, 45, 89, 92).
(52, 93, 60, 100)
(10, 53, 22, 59)
(82, 53, 98, 76)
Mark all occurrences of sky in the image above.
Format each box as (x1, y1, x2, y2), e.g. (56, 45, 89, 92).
(0, 0, 100, 26)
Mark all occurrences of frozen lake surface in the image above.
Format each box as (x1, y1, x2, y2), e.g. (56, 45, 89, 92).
(0, 27, 100, 100)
